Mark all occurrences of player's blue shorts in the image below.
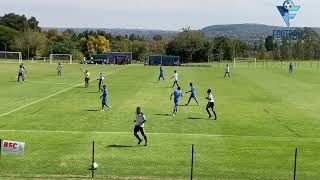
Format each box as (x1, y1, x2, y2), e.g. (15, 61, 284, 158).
(102, 98, 108, 105)
(174, 100, 180, 106)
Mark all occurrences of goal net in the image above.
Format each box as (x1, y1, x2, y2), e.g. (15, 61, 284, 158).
(233, 57, 257, 68)
(50, 54, 72, 64)
(0, 51, 22, 62)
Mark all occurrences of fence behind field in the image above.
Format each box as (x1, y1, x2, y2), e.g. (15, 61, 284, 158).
(0, 140, 319, 179)
(203, 60, 320, 69)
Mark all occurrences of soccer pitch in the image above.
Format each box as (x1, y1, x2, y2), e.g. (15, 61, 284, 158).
(0, 62, 319, 179)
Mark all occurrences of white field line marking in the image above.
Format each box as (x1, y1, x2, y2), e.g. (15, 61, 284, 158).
(0, 68, 126, 118)
(26, 81, 77, 85)
(0, 129, 319, 140)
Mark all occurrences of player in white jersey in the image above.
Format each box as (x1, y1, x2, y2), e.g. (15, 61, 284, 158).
(171, 70, 179, 88)
(97, 73, 105, 92)
(134, 107, 148, 146)
(57, 62, 63, 77)
(206, 89, 217, 120)
(17, 64, 25, 82)
(224, 64, 230, 78)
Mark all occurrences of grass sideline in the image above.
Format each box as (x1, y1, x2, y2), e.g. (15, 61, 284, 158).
(0, 61, 319, 179)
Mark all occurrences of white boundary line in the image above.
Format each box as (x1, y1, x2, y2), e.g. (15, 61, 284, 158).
(0, 129, 319, 140)
(25, 81, 77, 85)
(0, 67, 126, 118)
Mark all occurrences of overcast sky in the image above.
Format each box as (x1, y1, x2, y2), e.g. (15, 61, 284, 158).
(0, 0, 317, 30)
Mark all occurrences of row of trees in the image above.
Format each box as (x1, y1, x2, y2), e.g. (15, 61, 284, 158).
(258, 28, 320, 60)
(1, 13, 320, 62)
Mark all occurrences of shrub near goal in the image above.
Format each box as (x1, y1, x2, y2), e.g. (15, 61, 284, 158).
(49, 54, 73, 64)
(233, 57, 257, 68)
(0, 51, 22, 62)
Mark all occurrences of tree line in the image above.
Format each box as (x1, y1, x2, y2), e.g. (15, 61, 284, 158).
(1, 13, 319, 62)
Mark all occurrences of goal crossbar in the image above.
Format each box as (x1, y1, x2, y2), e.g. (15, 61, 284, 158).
(0, 51, 22, 62)
(233, 57, 257, 68)
(49, 54, 73, 64)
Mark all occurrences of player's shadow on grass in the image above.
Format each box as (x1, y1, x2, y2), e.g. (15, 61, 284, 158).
(155, 113, 172, 117)
(180, 104, 199, 107)
(85, 109, 100, 112)
(106, 144, 134, 148)
(187, 117, 204, 120)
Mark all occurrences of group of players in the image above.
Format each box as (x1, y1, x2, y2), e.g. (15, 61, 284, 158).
(16, 61, 294, 146)
(162, 68, 218, 119)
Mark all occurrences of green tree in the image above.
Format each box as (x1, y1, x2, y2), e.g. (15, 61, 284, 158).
(280, 37, 292, 60)
(129, 40, 148, 60)
(45, 29, 79, 55)
(152, 34, 163, 41)
(0, 25, 20, 50)
(303, 27, 319, 60)
(11, 30, 47, 58)
(257, 37, 266, 59)
(111, 35, 130, 52)
(166, 29, 206, 63)
(0, 13, 41, 32)
(27, 17, 41, 31)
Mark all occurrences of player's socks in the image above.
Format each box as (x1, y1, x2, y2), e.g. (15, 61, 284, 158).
(213, 111, 217, 120)
(138, 139, 142, 145)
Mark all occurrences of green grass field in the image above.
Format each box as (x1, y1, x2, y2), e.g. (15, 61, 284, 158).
(0, 61, 319, 179)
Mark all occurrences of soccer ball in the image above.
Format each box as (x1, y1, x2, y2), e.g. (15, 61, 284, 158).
(283, 0, 293, 11)
(92, 162, 98, 169)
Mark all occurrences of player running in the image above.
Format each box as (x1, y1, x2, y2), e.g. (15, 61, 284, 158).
(97, 73, 104, 92)
(289, 62, 293, 76)
(100, 85, 111, 111)
(17, 64, 25, 82)
(185, 83, 199, 106)
(158, 66, 165, 81)
(171, 70, 179, 88)
(57, 62, 63, 77)
(170, 87, 183, 116)
(80, 68, 91, 88)
(134, 107, 148, 146)
(224, 64, 230, 78)
(21, 63, 26, 74)
(206, 89, 217, 120)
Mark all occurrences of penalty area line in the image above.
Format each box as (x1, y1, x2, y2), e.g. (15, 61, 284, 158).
(0, 129, 319, 141)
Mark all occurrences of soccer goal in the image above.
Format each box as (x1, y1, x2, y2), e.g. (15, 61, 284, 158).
(49, 54, 73, 64)
(233, 57, 257, 68)
(0, 51, 22, 62)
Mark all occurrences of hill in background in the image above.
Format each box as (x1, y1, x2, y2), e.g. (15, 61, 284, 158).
(200, 23, 320, 42)
(42, 24, 320, 42)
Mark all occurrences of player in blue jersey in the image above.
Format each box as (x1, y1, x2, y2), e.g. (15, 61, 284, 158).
(185, 83, 199, 106)
(170, 87, 183, 116)
(158, 66, 165, 81)
(100, 85, 111, 111)
(289, 62, 293, 76)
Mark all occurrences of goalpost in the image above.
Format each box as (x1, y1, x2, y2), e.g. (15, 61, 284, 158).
(0, 51, 22, 62)
(49, 54, 73, 64)
(233, 57, 257, 68)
